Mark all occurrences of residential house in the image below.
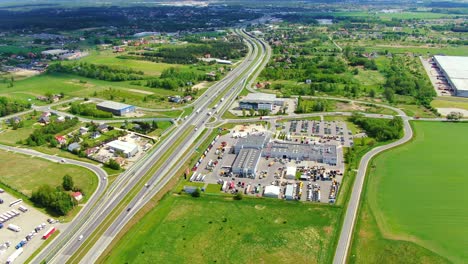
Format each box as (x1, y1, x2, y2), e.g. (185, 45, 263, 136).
(90, 132, 101, 139)
(68, 142, 81, 152)
(71, 192, 83, 201)
(97, 124, 109, 133)
(38, 116, 50, 124)
(79, 127, 89, 135)
(55, 135, 66, 145)
(7, 116, 21, 125)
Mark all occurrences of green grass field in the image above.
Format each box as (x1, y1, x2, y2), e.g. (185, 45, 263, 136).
(101, 195, 341, 264)
(79, 50, 183, 76)
(431, 96, 468, 111)
(350, 121, 468, 263)
(0, 150, 98, 198)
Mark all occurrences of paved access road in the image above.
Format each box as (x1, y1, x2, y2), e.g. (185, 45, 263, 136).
(332, 105, 413, 264)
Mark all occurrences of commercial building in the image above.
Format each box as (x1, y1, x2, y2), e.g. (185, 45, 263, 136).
(106, 140, 138, 158)
(234, 134, 269, 153)
(96, 101, 136, 116)
(232, 149, 261, 177)
(239, 93, 285, 111)
(263, 142, 337, 165)
(285, 184, 295, 200)
(433, 56, 468, 97)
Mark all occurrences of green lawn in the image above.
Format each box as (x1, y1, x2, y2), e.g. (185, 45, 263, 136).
(0, 150, 98, 199)
(101, 195, 341, 264)
(350, 121, 468, 263)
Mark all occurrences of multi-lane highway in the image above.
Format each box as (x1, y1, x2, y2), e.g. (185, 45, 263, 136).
(29, 28, 268, 264)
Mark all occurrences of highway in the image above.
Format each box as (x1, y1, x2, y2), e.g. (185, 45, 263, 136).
(29, 28, 268, 264)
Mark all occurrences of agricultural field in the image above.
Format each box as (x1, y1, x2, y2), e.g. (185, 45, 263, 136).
(101, 195, 341, 264)
(350, 121, 468, 263)
(0, 150, 98, 199)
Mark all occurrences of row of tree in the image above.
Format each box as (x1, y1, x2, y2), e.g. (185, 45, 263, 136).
(0, 97, 31, 117)
(47, 62, 144, 82)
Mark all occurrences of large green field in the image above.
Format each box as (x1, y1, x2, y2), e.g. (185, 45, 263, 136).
(0, 150, 98, 198)
(102, 195, 341, 264)
(350, 121, 468, 263)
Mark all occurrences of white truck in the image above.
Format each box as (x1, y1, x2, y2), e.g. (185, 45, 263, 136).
(8, 224, 21, 232)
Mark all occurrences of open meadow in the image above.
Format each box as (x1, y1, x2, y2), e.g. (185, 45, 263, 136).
(0, 150, 98, 199)
(101, 194, 342, 264)
(350, 121, 468, 263)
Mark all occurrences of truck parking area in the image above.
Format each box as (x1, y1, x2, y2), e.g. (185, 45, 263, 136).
(0, 191, 60, 264)
(189, 123, 346, 203)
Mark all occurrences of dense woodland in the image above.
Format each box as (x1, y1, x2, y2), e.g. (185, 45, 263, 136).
(349, 113, 403, 141)
(0, 97, 31, 117)
(47, 62, 144, 82)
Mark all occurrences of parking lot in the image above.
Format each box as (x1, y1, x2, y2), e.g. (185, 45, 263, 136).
(188, 123, 346, 203)
(0, 191, 61, 264)
(281, 120, 353, 147)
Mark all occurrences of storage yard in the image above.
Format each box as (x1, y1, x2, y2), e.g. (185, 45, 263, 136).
(188, 121, 348, 203)
(0, 191, 60, 264)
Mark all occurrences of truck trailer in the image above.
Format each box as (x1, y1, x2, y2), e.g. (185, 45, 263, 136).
(8, 224, 21, 232)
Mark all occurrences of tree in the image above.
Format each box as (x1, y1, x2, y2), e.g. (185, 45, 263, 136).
(368, 89, 376, 98)
(107, 159, 121, 170)
(191, 187, 201, 198)
(233, 192, 243, 200)
(62, 175, 74, 191)
(249, 108, 255, 117)
(446, 111, 463, 121)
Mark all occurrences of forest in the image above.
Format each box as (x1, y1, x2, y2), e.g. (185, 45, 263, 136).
(47, 62, 144, 82)
(146, 67, 207, 90)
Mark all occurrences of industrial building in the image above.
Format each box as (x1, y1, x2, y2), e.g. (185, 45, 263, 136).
(239, 93, 285, 111)
(433, 56, 468, 97)
(96, 101, 136, 116)
(263, 142, 337, 165)
(233, 134, 269, 153)
(106, 140, 138, 158)
(285, 166, 297, 180)
(232, 149, 261, 177)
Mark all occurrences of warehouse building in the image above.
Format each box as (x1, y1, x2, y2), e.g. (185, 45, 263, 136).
(239, 93, 285, 111)
(285, 166, 297, 180)
(263, 142, 337, 165)
(234, 134, 269, 154)
(106, 140, 138, 158)
(96, 101, 136, 116)
(285, 184, 295, 200)
(433, 56, 468, 97)
(232, 148, 261, 177)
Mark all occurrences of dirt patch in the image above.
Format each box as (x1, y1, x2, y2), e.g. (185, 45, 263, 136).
(192, 81, 209, 90)
(127, 89, 154, 95)
(323, 225, 333, 234)
(254, 205, 266, 210)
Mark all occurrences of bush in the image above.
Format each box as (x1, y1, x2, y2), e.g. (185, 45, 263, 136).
(191, 188, 201, 198)
(107, 159, 121, 170)
(233, 192, 243, 200)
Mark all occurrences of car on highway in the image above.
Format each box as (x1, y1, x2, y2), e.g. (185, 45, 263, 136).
(60, 159, 66, 163)
(78, 235, 83, 241)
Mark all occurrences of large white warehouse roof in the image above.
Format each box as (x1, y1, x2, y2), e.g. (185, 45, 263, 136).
(434, 56, 468, 93)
